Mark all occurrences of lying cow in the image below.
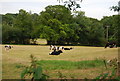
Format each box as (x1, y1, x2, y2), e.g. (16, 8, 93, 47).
(50, 45, 64, 51)
(49, 50, 63, 55)
(63, 47, 73, 50)
(5, 45, 13, 50)
(50, 45, 56, 50)
(57, 46, 64, 50)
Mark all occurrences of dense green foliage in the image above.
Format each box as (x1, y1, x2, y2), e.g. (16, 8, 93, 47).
(2, 5, 119, 46)
(101, 15, 118, 43)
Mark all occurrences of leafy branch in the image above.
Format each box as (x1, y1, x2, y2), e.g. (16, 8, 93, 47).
(57, 0, 82, 11)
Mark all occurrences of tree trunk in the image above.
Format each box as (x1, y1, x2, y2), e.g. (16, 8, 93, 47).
(47, 40, 52, 45)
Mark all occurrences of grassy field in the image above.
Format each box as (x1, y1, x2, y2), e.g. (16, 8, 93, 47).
(1, 45, 118, 79)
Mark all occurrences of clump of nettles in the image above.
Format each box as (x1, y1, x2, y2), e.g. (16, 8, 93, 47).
(57, 71, 67, 80)
(107, 58, 118, 69)
(21, 54, 49, 81)
(94, 58, 120, 80)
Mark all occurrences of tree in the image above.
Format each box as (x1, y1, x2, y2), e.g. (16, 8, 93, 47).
(2, 13, 21, 44)
(87, 18, 105, 46)
(39, 5, 73, 45)
(40, 5, 72, 24)
(101, 15, 118, 44)
(73, 11, 105, 46)
(14, 9, 33, 44)
(2, 24, 22, 44)
(40, 19, 62, 44)
(2, 13, 17, 26)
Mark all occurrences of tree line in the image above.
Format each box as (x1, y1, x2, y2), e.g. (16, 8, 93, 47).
(1, 5, 119, 46)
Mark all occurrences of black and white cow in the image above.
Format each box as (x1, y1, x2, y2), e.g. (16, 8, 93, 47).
(105, 42, 117, 48)
(63, 47, 73, 50)
(49, 50, 63, 55)
(50, 45, 56, 50)
(57, 46, 64, 50)
(50, 45, 64, 51)
(49, 45, 73, 55)
(5, 45, 13, 50)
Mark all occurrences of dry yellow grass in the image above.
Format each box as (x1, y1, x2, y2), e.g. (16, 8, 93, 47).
(1, 45, 118, 79)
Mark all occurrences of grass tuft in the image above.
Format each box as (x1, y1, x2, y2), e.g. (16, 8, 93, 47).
(15, 64, 25, 68)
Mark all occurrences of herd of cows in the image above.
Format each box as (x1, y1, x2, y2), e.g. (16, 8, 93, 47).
(49, 45, 73, 55)
(4, 45, 73, 55)
(4, 41, 117, 55)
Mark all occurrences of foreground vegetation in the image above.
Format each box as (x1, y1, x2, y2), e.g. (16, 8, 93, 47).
(21, 59, 114, 79)
(22, 57, 120, 80)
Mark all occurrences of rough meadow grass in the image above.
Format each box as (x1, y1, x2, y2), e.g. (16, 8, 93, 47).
(1, 45, 118, 79)
(37, 59, 104, 70)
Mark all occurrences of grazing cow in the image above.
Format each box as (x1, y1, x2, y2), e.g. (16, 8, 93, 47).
(63, 47, 73, 50)
(5, 45, 13, 50)
(104, 42, 117, 48)
(49, 50, 63, 55)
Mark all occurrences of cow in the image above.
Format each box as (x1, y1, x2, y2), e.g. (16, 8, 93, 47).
(49, 50, 63, 55)
(104, 42, 117, 48)
(57, 46, 64, 50)
(50, 45, 64, 51)
(63, 47, 73, 50)
(5, 45, 13, 51)
(49, 45, 73, 55)
(50, 45, 56, 50)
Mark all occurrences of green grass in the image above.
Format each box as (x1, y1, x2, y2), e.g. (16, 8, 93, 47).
(37, 59, 104, 70)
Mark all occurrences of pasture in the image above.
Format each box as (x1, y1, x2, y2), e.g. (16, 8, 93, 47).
(1, 45, 118, 79)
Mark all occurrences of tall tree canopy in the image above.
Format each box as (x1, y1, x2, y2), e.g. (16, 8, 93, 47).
(2, 4, 118, 46)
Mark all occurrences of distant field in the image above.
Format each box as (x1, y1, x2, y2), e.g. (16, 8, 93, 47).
(30, 39, 47, 44)
(1, 45, 118, 79)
